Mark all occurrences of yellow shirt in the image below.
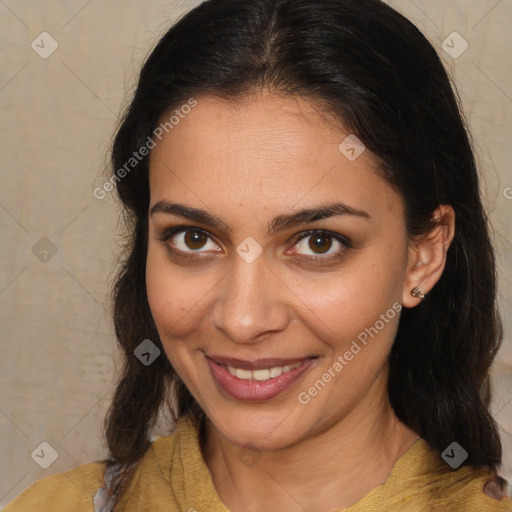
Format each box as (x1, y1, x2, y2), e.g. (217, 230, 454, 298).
(4, 415, 512, 511)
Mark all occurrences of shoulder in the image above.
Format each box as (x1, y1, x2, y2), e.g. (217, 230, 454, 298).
(439, 466, 512, 512)
(361, 439, 512, 512)
(409, 441, 512, 511)
(3, 461, 106, 512)
(2, 419, 195, 512)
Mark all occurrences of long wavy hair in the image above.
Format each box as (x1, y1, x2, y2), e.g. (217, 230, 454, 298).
(102, 0, 503, 506)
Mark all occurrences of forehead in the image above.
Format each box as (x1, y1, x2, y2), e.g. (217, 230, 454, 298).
(153, 92, 344, 162)
(148, 91, 403, 222)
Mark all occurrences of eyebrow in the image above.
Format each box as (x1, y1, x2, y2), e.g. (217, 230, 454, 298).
(149, 200, 371, 233)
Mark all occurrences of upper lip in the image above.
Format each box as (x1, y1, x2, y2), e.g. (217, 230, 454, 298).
(206, 355, 314, 370)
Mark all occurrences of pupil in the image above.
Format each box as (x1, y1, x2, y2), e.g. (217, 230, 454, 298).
(185, 231, 207, 250)
(309, 234, 332, 254)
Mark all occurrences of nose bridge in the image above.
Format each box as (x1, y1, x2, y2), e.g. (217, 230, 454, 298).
(211, 254, 289, 343)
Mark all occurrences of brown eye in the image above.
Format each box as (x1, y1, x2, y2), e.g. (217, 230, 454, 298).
(308, 234, 332, 254)
(184, 230, 208, 250)
(292, 230, 349, 260)
(165, 228, 221, 254)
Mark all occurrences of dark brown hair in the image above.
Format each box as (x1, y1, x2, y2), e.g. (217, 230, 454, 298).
(103, 0, 503, 505)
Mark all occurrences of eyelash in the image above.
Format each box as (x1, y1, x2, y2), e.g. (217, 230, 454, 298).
(156, 225, 352, 264)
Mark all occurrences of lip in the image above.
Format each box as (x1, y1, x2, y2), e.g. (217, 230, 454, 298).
(206, 355, 317, 402)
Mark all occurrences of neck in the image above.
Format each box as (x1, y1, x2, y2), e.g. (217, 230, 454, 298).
(201, 379, 420, 512)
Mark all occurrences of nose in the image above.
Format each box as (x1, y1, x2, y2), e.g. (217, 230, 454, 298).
(211, 254, 291, 344)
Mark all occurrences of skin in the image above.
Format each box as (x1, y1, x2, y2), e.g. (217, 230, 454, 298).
(146, 90, 455, 512)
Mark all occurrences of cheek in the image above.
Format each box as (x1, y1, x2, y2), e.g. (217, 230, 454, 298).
(297, 283, 400, 361)
(145, 247, 214, 342)
(286, 255, 405, 339)
(280, 248, 406, 379)
(145, 249, 216, 392)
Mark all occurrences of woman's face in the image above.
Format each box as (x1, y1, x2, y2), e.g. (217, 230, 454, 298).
(146, 91, 412, 449)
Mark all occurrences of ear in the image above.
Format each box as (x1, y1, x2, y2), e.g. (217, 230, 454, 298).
(401, 205, 455, 308)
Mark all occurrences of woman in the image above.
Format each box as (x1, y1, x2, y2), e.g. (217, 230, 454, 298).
(5, 0, 511, 510)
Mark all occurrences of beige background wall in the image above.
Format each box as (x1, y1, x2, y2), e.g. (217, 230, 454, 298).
(0, 0, 511, 506)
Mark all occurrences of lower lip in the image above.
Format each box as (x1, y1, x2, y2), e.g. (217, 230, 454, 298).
(206, 357, 317, 401)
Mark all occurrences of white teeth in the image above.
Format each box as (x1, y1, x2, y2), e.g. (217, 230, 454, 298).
(235, 368, 253, 379)
(227, 362, 302, 381)
(269, 367, 283, 378)
(253, 369, 270, 381)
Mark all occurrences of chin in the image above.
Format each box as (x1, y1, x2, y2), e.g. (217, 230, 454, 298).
(201, 397, 314, 450)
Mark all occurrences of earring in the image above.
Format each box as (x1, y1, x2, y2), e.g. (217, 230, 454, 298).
(411, 287, 425, 302)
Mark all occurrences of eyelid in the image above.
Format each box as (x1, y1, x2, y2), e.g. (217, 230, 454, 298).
(292, 229, 352, 248)
(286, 229, 351, 262)
(157, 224, 212, 243)
(156, 224, 220, 261)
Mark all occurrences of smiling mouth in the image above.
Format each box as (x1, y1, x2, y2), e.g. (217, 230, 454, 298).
(205, 354, 318, 400)
(207, 355, 315, 375)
